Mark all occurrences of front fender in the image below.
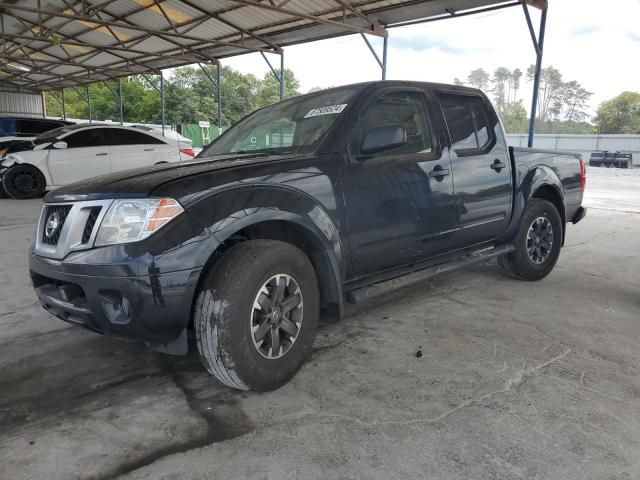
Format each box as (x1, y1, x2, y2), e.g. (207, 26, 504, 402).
(0, 152, 53, 186)
(188, 184, 345, 314)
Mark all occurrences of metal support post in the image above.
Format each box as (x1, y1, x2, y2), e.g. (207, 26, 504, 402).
(160, 71, 165, 136)
(87, 85, 92, 124)
(279, 51, 285, 101)
(260, 51, 285, 101)
(119, 78, 124, 125)
(198, 62, 223, 133)
(361, 32, 388, 80)
(103, 81, 124, 124)
(61, 88, 66, 120)
(523, 3, 547, 147)
(216, 63, 222, 132)
(382, 35, 388, 80)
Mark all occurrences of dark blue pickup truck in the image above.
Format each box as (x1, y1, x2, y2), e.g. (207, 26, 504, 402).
(29, 81, 586, 391)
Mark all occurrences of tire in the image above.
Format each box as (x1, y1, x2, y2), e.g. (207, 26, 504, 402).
(2, 165, 46, 199)
(498, 199, 563, 281)
(194, 239, 320, 391)
(0, 182, 9, 198)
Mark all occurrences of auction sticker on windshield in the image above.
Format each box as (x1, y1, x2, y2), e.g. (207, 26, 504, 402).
(304, 104, 348, 118)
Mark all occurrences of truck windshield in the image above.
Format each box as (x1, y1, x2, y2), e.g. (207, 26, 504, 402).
(200, 86, 360, 157)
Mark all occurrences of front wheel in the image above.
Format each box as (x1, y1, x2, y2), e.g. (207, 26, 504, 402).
(194, 239, 319, 391)
(498, 199, 563, 281)
(2, 165, 46, 199)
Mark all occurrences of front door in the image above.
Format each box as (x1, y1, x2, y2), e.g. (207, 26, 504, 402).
(49, 127, 111, 185)
(437, 92, 513, 248)
(342, 88, 457, 277)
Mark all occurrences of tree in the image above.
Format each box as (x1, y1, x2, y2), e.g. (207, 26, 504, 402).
(509, 68, 522, 104)
(499, 101, 529, 133)
(44, 66, 303, 128)
(561, 81, 592, 123)
(491, 67, 511, 114)
(454, 65, 595, 134)
(594, 92, 640, 134)
(526, 65, 564, 122)
(466, 68, 490, 91)
(254, 69, 301, 109)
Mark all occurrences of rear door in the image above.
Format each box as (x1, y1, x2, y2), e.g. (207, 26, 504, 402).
(48, 127, 111, 185)
(341, 87, 457, 277)
(437, 91, 512, 247)
(107, 128, 169, 171)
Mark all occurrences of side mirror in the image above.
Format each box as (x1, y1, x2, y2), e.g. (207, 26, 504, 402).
(52, 141, 67, 149)
(360, 126, 407, 156)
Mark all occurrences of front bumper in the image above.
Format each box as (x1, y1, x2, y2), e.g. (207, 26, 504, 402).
(30, 252, 201, 344)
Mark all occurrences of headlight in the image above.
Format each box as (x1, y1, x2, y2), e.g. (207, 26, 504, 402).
(95, 198, 184, 246)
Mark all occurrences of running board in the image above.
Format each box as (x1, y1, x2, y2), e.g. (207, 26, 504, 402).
(346, 244, 515, 304)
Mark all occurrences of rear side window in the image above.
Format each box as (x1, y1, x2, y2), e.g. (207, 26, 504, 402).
(64, 128, 111, 148)
(438, 94, 495, 155)
(107, 129, 166, 146)
(17, 119, 63, 135)
(0, 118, 17, 136)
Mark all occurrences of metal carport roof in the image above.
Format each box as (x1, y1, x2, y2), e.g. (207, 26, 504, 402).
(0, 0, 545, 91)
(0, 0, 548, 145)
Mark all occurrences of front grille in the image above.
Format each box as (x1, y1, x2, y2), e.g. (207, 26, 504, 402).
(82, 207, 102, 244)
(41, 205, 72, 246)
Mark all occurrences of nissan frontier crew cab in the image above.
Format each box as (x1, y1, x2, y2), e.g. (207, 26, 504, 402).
(29, 81, 587, 392)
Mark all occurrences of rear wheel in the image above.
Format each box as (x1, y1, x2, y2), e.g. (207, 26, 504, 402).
(2, 165, 46, 199)
(194, 239, 319, 391)
(498, 199, 563, 281)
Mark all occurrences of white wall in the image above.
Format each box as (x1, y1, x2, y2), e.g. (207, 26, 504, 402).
(506, 134, 640, 162)
(0, 92, 43, 118)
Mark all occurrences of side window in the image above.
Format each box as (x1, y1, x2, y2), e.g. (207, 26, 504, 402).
(438, 94, 495, 154)
(17, 119, 59, 135)
(64, 128, 110, 148)
(354, 91, 432, 157)
(108, 129, 166, 146)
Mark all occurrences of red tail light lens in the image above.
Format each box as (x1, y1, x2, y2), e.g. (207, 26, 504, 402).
(179, 148, 195, 158)
(580, 159, 586, 191)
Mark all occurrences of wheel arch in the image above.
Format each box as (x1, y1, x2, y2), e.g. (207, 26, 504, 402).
(498, 165, 567, 245)
(1, 162, 49, 198)
(1, 153, 53, 187)
(186, 187, 346, 325)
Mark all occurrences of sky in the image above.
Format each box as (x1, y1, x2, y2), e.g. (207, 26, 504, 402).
(221, 0, 640, 118)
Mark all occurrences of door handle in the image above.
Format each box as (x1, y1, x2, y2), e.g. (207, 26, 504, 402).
(490, 159, 507, 171)
(143, 148, 155, 151)
(429, 167, 450, 178)
(95, 152, 108, 156)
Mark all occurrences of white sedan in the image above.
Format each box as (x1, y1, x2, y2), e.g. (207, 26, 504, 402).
(0, 124, 196, 199)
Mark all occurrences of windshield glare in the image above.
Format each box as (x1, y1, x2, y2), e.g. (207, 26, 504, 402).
(200, 86, 360, 157)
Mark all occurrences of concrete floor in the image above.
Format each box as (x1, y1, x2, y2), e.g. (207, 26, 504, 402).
(1, 167, 639, 480)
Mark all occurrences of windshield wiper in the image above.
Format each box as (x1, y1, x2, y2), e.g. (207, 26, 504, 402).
(232, 150, 274, 155)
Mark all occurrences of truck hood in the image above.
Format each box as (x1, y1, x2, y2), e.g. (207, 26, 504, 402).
(45, 153, 303, 203)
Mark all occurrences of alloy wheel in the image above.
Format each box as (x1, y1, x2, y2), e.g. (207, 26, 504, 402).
(250, 274, 303, 359)
(526, 216, 553, 264)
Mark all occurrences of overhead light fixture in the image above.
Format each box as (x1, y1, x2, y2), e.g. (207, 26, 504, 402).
(6, 63, 31, 72)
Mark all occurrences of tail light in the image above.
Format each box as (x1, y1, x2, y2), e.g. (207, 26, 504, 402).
(179, 148, 195, 158)
(580, 158, 586, 191)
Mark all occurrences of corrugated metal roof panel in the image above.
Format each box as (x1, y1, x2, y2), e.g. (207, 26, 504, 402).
(0, 0, 523, 90)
